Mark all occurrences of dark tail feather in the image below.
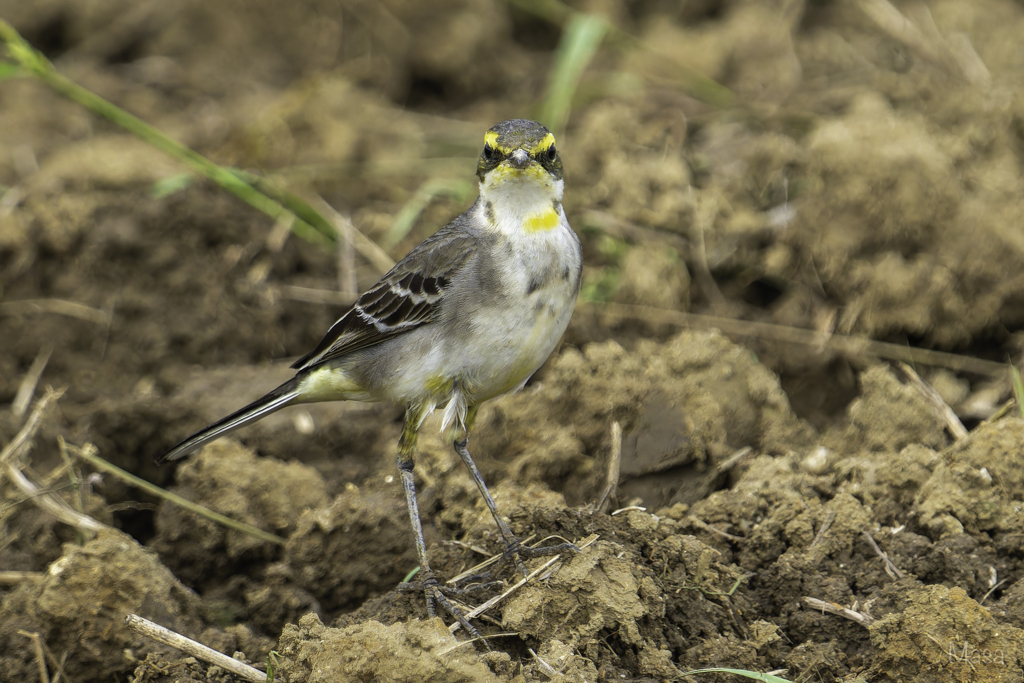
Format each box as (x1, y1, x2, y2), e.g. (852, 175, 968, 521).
(156, 378, 301, 464)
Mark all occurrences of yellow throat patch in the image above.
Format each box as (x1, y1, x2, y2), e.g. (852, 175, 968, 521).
(524, 207, 560, 233)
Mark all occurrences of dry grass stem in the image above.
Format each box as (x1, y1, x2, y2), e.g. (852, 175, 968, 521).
(691, 196, 727, 311)
(275, 284, 355, 306)
(858, 0, 990, 84)
(265, 211, 296, 252)
(443, 539, 493, 556)
(16, 630, 49, 683)
(1, 388, 107, 534)
(809, 511, 837, 550)
(312, 196, 396, 275)
(980, 578, 1007, 605)
(528, 648, 560, 677)
(0, 570, 43, 585)
(686, 517, 745, 543)
(599, 303, 1007, 376)
(448, 534, 599, 634)
(12, 345, 51, 418)
(897, 362, 968, 440)
(5, 464, 107, 534)
(716, 446, 752, 475)
(803, 597, 875, 627)
(125, 614, 267, 682)
(596, 421, 622, 513)
(71, 444, 285, 546)
(447, 534, 537, 584)
(861, 530, 906, 580)
(0, 299, 110, 325)
(335, 211, 358, 300)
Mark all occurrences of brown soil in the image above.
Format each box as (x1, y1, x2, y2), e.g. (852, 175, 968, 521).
(3, 0, 1024, 681)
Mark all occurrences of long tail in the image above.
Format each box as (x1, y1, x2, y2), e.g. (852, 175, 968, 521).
(156, 377, 302, 464)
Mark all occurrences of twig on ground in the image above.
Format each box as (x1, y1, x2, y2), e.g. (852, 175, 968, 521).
(5, 462, 107, 535)
(448, 534, 599, 634)
(861, 531, 906, 580)
(808, 511, 837, 550)
(16, 630, 49, 683)
(1, 388, 107, 534)
(125, 615, 267, 682)
(716, 446, 752, 475)
(897, 362, 968, 440)
(528, 648, 561, 678)
(803, 596, 875, 627)
(980, 577, 1007, 605)
(0, 570, 43, 585)
(596, 421, 622, 513)
(686, 517, 745, 543)
(447, 535, 537, 584)
(443, 539, 493, 556)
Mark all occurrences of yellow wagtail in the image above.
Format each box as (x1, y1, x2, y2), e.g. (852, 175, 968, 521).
(157, 119, 583, 628)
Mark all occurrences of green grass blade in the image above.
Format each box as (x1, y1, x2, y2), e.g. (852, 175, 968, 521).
(538, 12, 607, 135)
(150, 172, 196, 198)
(0, 19, 336, 246)
(72, 444, 286, 546)
(504, 0, 733, 107)
(1010, 364, 1024, 419)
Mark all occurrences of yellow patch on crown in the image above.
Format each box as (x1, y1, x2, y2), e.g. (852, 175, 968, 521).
(530, 133, 556, 154)
(483, 131, 557, 155)
(524, 207, 560, 233)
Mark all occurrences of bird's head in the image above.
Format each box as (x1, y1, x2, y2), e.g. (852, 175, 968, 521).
(476, 119, 563, 202)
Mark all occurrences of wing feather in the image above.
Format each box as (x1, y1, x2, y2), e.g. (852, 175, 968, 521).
(291, 224, 477, 370)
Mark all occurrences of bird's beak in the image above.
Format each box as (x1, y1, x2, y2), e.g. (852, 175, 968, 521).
(508, 148, 530, 169)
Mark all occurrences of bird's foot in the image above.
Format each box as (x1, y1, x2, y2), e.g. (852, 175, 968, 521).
(399, 570, 485, 640)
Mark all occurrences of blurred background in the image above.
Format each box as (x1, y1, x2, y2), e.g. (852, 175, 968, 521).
(3, 0, 1022, 438)
(2, 0, 1024, 680)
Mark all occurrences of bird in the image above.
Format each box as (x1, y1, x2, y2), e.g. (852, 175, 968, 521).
(156, 118, 583, 627)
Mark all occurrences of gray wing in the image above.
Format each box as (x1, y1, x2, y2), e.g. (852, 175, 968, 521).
(291, 222, 478, 371)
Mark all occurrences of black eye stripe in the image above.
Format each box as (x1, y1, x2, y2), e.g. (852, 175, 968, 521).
(532, 146, 557, 163)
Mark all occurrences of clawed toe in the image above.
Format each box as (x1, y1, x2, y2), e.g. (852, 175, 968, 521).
(400, 571, 484, 640)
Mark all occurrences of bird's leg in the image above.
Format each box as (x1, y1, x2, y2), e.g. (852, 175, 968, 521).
(451, 435, 528, 576)
(395, 406, 481, 636)
(453, 434, 579, 578)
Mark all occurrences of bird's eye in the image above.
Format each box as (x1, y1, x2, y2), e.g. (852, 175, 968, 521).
(483, 144, 496, 161)
(545, 145, 557, 162)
